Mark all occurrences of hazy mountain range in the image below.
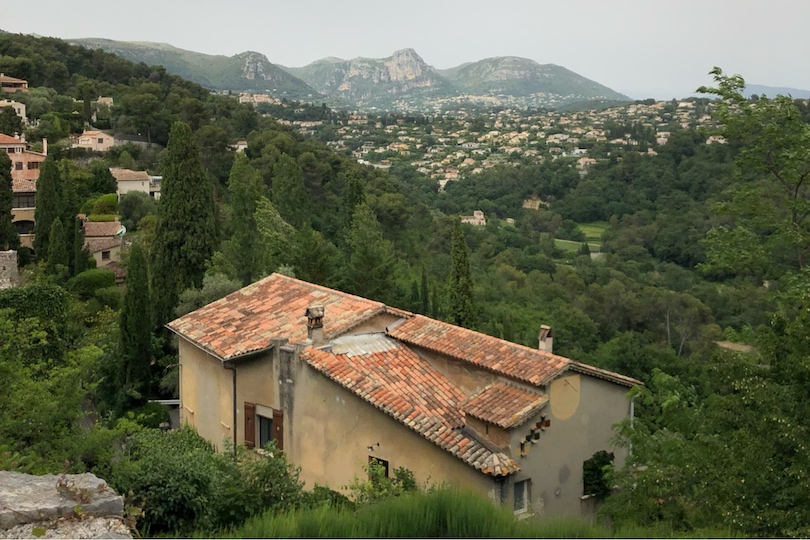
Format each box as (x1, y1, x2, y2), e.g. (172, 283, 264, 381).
(68, 38, 630, 111)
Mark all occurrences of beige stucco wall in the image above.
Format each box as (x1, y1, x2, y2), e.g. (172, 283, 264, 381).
(117, 180, 150, 199)
(502, 373, 631, 517)
(290, 358, 496, 497)
(92, 244, 121, 268)
(410, 345, 496, 397)
(11, 207, 33, 223)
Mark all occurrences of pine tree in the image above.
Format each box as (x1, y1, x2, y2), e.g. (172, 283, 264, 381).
(46, 217, 68, 273)
(448, 218, 475, 328)
(0, 151, 19, 250)
(344, 203, 397, 304)
(119, 242, 152, 408)
(226, 153, 263, 285)
(271, 153, 307, 228)
(33, 158, 60, 257)
(151, 122, 218, 326)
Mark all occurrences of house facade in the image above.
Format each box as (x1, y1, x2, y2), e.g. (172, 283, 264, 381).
(111, 168, 160, 200)
(0, 73, 28, 93)
(0, 99, 27, 124)
(1, 134, 47, 248)
(73, 130, 116, 152)
(168, 274, 639, 518)
(81, 219, 125, 267)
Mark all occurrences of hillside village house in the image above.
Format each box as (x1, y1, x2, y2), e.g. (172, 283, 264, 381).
(110, 168, 161, 200)
(73, 130, 116, 152)
(0, 73, 28, 93)
(80, 218, 125, 267)
(1, 134, 47, 248)
(0, 99, 27, 124)
(169, 274, 640, 518)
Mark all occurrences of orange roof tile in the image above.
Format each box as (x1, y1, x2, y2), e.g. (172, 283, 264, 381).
(464, 380, 549, 429)
(387, 315, 571, 387)
(302, 340, 520, 477)
(167, 274, 394, 360)
(0, 134, 25, 146)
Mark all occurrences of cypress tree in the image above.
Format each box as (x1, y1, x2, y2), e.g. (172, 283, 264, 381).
(151, 122, 218, 326)
(340, 171, 366, 235)
(33, 158, 60, 258)
(120, 242, 152, 407)
(271, 153, 307, 228)
(448, 218, 475, 328)
(420, 267, 429, 315)
(0, 151, 19, 250)
(227, 153, 263, 285)
(58, 171, 79, 275)
(46, 217, 68, 273)
(72, 217, 89, 275)
(344, 203, 397, 304)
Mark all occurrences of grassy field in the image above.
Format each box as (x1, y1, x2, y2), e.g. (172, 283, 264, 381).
(579, 221, 609, 243)
(555, 238, 601, 253)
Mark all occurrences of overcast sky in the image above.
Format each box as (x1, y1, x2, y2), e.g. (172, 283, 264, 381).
(3, 0, 808, 99)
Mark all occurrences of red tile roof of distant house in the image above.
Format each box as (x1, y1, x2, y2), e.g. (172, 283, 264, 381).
(109, 168, 151, 182)
(0, 134, 25, 146)
(83, 220, 124, 238)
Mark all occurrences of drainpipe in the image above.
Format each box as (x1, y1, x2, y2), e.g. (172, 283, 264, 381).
(628, 397, 635, 456)
(224, 362, 237, 456)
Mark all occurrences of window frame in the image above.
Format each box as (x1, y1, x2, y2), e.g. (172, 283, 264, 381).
(513, 479, 530, 514)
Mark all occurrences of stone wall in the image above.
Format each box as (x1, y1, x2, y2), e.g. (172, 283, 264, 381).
(0, 251, 19, 290)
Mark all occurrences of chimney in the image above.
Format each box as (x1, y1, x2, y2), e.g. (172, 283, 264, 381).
(538, 325, 553, 354)
(42, 138, 47, 156)
(305, 305, 325, 345)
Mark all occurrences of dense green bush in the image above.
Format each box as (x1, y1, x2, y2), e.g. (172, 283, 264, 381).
(67, 269, 116, 300)
(91, 193, 119, 215)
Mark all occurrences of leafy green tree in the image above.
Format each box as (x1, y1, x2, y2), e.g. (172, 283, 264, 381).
(344, 203, 397, 303)
(254, 196, 295, 275)
(289, 225, 341, 288)
(71, 217, 90, 276)
(420, 267, 429, 315)
(119, 243, 152, 408)
(119, 191, 157, 232)
(448, 218, 475, 328)
(151, 122, 218, 327)
(698, 68, 810, 279)
(226, 154, 264, 285)
(87, 161, 117, 195)
(175, 271, 242, 318)
(271, 153, 308, 228)
(0, 151, 19, 250)
(0, 106, 22, 136)
(33, 158, 61, 257)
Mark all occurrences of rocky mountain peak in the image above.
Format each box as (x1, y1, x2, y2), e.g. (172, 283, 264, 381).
(238, 51, 273, 81)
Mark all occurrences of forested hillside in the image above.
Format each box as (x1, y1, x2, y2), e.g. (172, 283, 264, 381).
(1, 33, 809, 537)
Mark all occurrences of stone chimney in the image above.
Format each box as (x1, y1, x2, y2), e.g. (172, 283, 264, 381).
(538, 324, 553, 354)
(305, 305, 325, 345)
(0, 250, 20, 290)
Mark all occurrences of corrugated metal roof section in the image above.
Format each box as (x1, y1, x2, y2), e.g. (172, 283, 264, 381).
(331, 333, 400, 357)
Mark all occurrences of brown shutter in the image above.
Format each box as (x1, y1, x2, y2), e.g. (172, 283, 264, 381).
(244, 402, 256, 448)
(273, 409, 284, 451)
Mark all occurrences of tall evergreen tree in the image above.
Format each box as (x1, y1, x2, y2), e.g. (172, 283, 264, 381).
(46, 218, 68, 273)
(344, 203, 397, 304)
(271, 153, 307, 228)
(0, 151, 19, 250)
(119, 242, 152, 408)
(58, 171, 79, 275)
(226, 153, 263, 285)
(448, 218, 475, 328)
(151, 122, 218, 326)
(420, 267, 429, 315)
(72, 217, 89, 275)
(340, 171, 366, 235)
(33, 158, 61, 258)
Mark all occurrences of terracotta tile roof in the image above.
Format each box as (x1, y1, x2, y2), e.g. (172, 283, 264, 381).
(167, 273, 394, 361)
(83, 220, 124, 238)
(11, 179, 35, 193)
(0, 74, 26, 83)
(463, 381, 549, 429)
(85, 236, 122, 254)
(568, 361, 642, 387)
(387, 315, 571, 387)
(302, 341, 520, 477)
(110, 168, 151, 182)
(0, 134, 25, 146)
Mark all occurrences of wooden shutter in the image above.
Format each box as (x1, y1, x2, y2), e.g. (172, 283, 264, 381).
(273, 409, 284, 451)
(244, 402, 256, 448)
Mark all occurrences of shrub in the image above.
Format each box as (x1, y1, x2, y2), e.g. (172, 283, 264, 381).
(68, 269, 116, 300)
(87, 214, 117, 222)
(91, 193, 119, 215)
(119, 191, 157, 233)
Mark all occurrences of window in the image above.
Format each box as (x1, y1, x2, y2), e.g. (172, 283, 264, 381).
(27, 161, 39, 170)
(97, 137, 104, 144)
(5, 148, 12, 154)
(12, 193, 35, 208)
(14, 161, 22, 170)
(244, 402, 284, 450)
(513, 479, 530, 514)
(101, 251, 111, 261)
(258, 415, 272, 448)
(368, 456, 389, 478)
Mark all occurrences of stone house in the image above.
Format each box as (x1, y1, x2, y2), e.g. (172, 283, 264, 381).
(73, 130, 116, 152)
(461, 210, 487, 227)
(168, 274, 639, 518)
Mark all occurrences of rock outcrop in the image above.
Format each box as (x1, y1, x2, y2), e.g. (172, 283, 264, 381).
(0, 472, 130, 539)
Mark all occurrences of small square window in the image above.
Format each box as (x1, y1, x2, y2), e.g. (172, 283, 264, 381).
(14, 161, 22, 170)
(514, 479, 530, 514)
(98, 138, 104, 144)
(101, 251, 110, 260)
(368, 456, 389, 478)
